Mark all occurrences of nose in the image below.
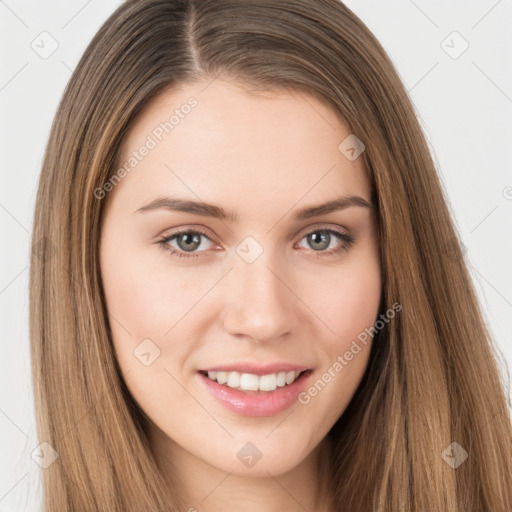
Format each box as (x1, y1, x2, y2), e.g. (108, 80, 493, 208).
(221, 252, 300, 343)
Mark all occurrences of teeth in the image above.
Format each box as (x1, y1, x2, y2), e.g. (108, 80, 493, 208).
(205, 370, 303, 392)
(227, 372, 240, 388)
(259, 373, 277, 391)
(285, 371, 296, 385)
(240, 373, 259, 391)
(276, 371, 286, 387)
(214, 371, 227, 384)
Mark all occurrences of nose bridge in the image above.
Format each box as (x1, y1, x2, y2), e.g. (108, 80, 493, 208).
(222, 240, 297, 341)
(236, 256, 283, 306)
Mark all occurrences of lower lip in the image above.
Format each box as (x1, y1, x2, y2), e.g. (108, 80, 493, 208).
(197, 370, 312, 417)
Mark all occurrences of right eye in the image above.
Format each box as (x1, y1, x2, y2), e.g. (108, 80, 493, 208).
(157, 228, 219, 259)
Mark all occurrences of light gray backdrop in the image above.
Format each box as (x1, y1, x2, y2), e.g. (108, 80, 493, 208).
(1, 1, 511, 510)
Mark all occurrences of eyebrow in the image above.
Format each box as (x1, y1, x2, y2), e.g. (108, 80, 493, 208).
(134, 195, 375, 222)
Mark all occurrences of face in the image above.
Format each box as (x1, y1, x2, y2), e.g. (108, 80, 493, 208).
(99, 79, 381, 481)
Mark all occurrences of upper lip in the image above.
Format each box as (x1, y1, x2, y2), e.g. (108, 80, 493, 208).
(199, 362, 312, 376)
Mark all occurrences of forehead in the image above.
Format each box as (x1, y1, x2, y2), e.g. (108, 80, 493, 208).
(112, 79, 372, 214)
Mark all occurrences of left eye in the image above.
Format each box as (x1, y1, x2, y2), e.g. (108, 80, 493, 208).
(157, 227, 354, 259)
(296, 229, 354, 255)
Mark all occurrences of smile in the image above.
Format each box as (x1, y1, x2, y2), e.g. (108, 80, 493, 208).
(197, 368, 313, 417)
(200, 369, 305, 392)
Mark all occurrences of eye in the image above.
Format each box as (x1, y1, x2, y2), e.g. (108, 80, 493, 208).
(295, 227, 355, 257)
(157, 228, 217, 259)
(157, 226, 355, 259)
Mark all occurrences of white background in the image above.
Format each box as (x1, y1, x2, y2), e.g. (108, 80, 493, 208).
(1, 1, 511, 510)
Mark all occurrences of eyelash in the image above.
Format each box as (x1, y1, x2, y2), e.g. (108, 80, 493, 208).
(157, 226, 355, 260)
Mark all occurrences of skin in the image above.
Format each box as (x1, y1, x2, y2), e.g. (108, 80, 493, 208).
(99, 78, 382, 512)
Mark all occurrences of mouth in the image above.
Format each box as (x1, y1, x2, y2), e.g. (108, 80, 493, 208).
(198, 368, 312, 394)
(197, 367, 313, 416)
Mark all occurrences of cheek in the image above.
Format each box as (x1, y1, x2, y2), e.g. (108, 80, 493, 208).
(100, 239, 204, 340)
(99, 245, 192, 410)
(100, 240, 217, 397)
(296, 257, 381, 423)
(308, 256, 382, 347)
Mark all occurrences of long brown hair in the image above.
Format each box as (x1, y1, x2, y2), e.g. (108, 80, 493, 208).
(30, 0, 512, 510)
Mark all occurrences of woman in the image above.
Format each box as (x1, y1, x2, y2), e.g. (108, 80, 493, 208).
(29, 0, 512, 510)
